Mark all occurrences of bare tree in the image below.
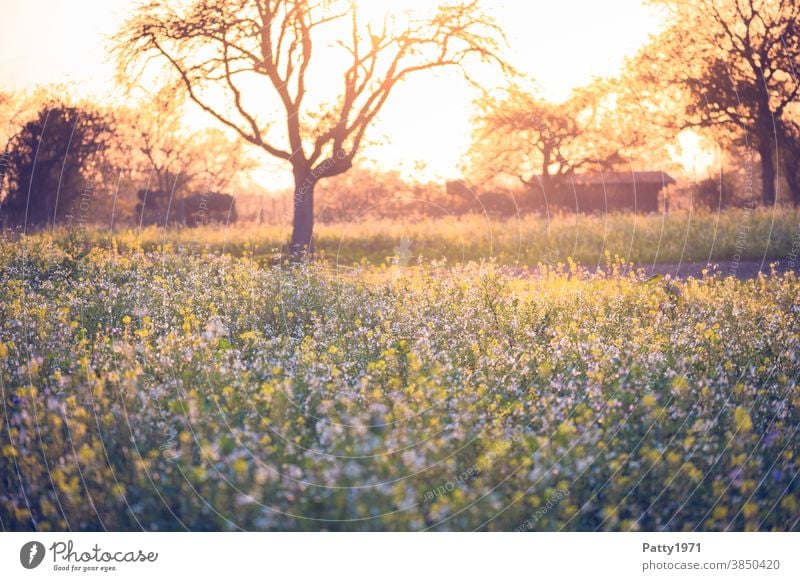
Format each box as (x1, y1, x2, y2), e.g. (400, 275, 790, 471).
(118, 87, 254, 198)
(468, 82, 637, 193)
(641, 0, 800, 205)
(779, 114, 800, 205)
(115, 0, 504, 254)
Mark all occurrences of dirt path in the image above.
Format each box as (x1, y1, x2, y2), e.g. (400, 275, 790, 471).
(513, 259, 800, 280)
(627, 259, 799, 279)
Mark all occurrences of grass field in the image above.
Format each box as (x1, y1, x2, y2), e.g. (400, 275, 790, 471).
(37, 207, 800, 267)
(1, 230, 799, 531)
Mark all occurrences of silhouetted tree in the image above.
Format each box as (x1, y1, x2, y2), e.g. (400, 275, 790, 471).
(115, 0, 505, 254)
(469, 82, 635, 195)
(118, 87, 254, 201)
(779, 116, 800, 205)
(1, 102, 111, 228)
(694, 169, 750, 209)
(640, 0, 800, 205)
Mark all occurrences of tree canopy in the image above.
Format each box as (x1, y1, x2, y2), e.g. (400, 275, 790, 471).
(0, 101, 112, 228)
(638, 0, 800, 204)
(468, 81, 648, 193)
(115, 0, 506, 252)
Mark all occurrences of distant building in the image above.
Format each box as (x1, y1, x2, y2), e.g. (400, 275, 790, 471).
(135, 190, 237, 227)
(533, 171, 676, 213)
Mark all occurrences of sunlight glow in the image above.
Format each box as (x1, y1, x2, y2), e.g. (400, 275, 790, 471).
(0, 0, 686, 185)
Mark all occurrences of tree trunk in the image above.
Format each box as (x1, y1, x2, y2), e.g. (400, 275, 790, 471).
(758, 140, 777, 206)
(780, 142, 800, 206)
(785, 158, 800, 206)
(290, 166, 316, 257)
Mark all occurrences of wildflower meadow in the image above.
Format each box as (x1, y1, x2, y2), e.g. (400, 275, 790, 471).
(1, 231, 798, 531)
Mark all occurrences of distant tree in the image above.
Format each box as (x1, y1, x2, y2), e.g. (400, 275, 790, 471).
(640, 0, 800, 205)
(0, 92, 20, 154)
(183, 191, 238, 226)
(1, 91, 38, 210)
(779, 116, 800, 206)
(116, 88, 255, 224)
(0, 90, 38, 152)
(694, 169, 751, 209)
(115, 0, 505, 254)
(119, 88, 254, 198)
(0, 93, 12, 213)
(468, 82, 636, 194)
(0, 86, 78, 157)
(315, 165, 454, 221)
(316, 166, 412, 221)
(0, 101, 112, 228)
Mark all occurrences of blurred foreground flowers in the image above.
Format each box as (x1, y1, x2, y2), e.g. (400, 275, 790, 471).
(1, 237, 798, 531)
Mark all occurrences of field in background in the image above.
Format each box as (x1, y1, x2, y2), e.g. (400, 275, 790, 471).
(29, 208, 800, 268)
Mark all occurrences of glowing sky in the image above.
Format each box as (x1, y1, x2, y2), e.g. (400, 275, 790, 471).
(0, 0, 667, 184)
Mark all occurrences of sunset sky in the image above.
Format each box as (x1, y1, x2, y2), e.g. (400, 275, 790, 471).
(0, 0, 680, 186)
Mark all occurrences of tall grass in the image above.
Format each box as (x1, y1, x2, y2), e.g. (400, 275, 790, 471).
(32, 207, 800, 267)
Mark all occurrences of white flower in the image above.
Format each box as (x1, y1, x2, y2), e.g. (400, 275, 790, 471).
(202, 315, 229, 341)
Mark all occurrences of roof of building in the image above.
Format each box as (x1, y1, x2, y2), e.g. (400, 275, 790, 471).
(566, 171, 676, 186)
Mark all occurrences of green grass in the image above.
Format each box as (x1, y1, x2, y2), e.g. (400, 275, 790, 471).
(38, 207, 800, 267)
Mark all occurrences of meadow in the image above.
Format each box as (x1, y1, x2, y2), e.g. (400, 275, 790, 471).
(1, 225, 799, 531)
(47, 207, 800, 267)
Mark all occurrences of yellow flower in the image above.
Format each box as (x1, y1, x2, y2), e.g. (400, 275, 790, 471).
(712, 505, 728, 520)
(232, 458, 249, 476)
(780, 495, 798, 513)
(734, 406, 753, 432)
(671, 375, 689, 395)
(642, 393, 657, 408)
(742, 502, 758, 519)
(78, 445, 95, 464)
